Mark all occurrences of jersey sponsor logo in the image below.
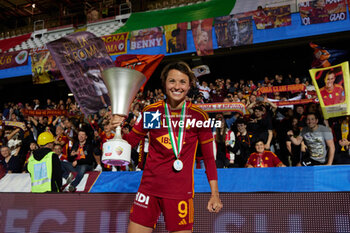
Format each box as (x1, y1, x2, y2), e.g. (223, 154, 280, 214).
(143, 110, 161, 129)
(156, 134, 172, 149)
(135, 192, 150, 205)
(156, 134, 186, 150)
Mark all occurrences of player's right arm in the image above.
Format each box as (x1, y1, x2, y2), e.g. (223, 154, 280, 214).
(111, 114, 147, 148)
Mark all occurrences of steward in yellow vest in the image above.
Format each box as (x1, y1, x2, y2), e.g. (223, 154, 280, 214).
(27, 132, 62, 192)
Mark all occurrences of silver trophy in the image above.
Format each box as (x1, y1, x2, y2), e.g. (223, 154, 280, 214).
(101, 67, 146, 166)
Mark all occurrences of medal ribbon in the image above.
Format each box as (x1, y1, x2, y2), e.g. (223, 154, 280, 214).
(164, 101, 186, 159)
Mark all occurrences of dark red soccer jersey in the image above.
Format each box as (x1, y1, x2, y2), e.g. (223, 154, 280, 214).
(124, 100, 217, 199)
(246, 150, 283, 168)
(320, 84, 345, 106)
(99, 131, 115, 149)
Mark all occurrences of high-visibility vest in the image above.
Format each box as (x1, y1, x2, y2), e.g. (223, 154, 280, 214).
(27, 152, 54, 193)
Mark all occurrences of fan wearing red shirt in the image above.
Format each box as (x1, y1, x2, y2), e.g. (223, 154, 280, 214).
(246, 140, 286, 168)
(99, 123, 115, 145)
(112, 61, 222, 233)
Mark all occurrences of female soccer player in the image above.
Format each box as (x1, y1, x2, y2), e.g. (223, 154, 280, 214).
(111, 61, 222, 233)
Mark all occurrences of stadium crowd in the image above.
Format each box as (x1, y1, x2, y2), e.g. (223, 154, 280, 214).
(1, 73, 350, 191)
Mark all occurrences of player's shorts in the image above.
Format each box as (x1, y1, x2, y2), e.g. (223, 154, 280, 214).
(129, 192, 194, 232)
(93, 80, 108, 96)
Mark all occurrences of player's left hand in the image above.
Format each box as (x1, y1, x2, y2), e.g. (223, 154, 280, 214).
(207, 194, 223, 213)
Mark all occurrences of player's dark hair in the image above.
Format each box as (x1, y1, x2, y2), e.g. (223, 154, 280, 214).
(160, 61, 196, 90)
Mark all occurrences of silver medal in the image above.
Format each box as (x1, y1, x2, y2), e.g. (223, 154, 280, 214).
(173, 159, 183, 171)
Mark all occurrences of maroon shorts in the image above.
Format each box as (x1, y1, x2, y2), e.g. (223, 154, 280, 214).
(129, 192, 194, 232)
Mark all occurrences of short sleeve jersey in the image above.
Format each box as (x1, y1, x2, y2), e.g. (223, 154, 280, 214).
(246, 151, 283, 168)
(129, 100, 215, 199)
(320, 84, 345, 106)
(300, 124, 333, 163)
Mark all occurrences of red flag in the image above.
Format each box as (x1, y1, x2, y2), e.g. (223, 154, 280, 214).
(115, 54, 164, 91)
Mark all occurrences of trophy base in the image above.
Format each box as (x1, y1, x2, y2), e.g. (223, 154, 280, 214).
(102, 138, 131, 166)
(102, 159, 130, 166)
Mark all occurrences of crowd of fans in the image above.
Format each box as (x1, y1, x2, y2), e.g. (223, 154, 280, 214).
(1, 73, 350, 191)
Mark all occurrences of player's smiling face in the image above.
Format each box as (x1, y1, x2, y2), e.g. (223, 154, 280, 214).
(325, 73, 335, 90)
(165, 69, 190, 106)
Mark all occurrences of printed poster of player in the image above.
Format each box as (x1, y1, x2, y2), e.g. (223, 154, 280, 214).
(129, 27, 163, 50)
(47, 31, 114, 115)
(253, 5, 291, 29)
(299, 0, 347, 25)
(309, 61, 350, 119)
(31, 49, 63, 84)
(214, 12, 253, 48)
(164, 23, 187, 53)
(191, 18, 214, 56)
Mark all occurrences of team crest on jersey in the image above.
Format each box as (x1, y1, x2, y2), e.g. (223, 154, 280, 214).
(143, 110, 161, 129)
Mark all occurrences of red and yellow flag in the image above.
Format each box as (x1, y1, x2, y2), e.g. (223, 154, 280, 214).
(115, 54, 164, 91)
